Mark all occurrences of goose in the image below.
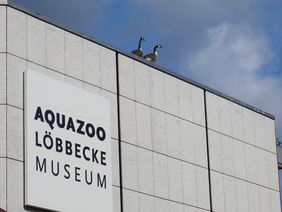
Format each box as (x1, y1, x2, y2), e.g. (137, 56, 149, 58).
(143, 44, 163, 62)
(131, 36, 145, 57)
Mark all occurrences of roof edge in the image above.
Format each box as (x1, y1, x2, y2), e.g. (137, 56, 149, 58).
(5, 0, 275, 120)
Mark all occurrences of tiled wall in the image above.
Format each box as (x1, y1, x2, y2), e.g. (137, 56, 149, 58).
(0, 5, 119, 211)
(0, 4, 280, 212)
(118, 54, 209, 212)
(206, 92, 280, 212)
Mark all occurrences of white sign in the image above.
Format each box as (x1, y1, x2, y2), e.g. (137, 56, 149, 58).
(24, 70, 112, 212)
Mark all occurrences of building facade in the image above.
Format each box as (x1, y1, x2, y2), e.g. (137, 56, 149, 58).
(0, 1, 280, 211)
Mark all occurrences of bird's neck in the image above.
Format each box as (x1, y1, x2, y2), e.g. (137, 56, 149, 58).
(154, 46, 158, 54)
(138, 38, 143, 49)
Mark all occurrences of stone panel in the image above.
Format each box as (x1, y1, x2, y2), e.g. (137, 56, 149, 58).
(7, 55, 26, 108)
(194, 125, 207, 167)
(164, 74, 179, 116)
(211, 171, 225, 212)
(223, 175, 237, 212)
(221, 135, 234, 176)
(119, 54, 135, 99)
(233, 140, 247, 180)
(178, 80, 193, 122)
(137, 148, 154, 195)
(168, 158, 183, 202)
(180, 120, 194, 164)
(135, 61, 150, 105)
(153, 152, 169, 199)
(219, 97, 232, 136)
(83, 39, 100, 86)
(264, 117, 276, 153)
(121, 143, 138, 190)
(27, 16, 46, 66)
(191, 86, 205, 126)
(259, 187, 270, 212)
(151, 108, 167, 154)
(101, 90, 118, 140)
(184, 205, 197, 212)
(7, 160, 25, 211)
(7, 7, 26, 58)
(242, 107, 255, 145)
(235, 179, 248, 212)
(230, 103, 243, 141)
(195, 167, 210, 210)
(136, 103, 152, 149)
(154, 197, 169, 212)
(245, 144, 258, 184)
(123, 189, 139, 212)
(247, 184, 260, 212)
(139, 193, 154, 212)
(120, 97, 136, 145)
(65, 32, 83, 79)
(7, 106, 23, 161)
(100, 48, 116, 93)
(206, 92, 220, 132)
(0, 105, 6, 157)
(113, 186, 121, 212)
(46, 24, 65, 73)
(0, 6, 6, 52)
(166, 114, 181, 158)
(257, 149, 269, 187)
(267, 152, 279, 190)
(169, 201, 183, 212)
(149, 67, 164, 111)
(269, 190, 281, 212)
(111, 139, 120, 186)
(0, 53, 5, 104)
(182, 162, 197, 206)
(254, 112, 266, 149)
(209, 130, 222, 172)
(0, 158, 6, 211)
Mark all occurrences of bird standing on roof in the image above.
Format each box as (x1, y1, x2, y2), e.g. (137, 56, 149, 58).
(131, 36, 146, 57)
(143, 44, 163, 62)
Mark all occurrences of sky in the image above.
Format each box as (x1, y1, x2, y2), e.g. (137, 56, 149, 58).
(11, 0, 282, 141)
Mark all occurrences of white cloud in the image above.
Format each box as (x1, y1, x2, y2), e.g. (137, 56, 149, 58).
(187, 23, 282, 138)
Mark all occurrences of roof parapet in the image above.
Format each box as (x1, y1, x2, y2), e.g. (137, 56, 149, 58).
(3, 0, 276, 120)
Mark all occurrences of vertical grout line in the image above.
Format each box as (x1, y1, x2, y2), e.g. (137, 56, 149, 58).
(133, 60, 141, 212)
(81, 39, 84, 89)
(44, 21, 47, 70)
(147, 66, 157, 211)
(63, 31, 66, 77)
(203, 90, 213, 212)
(115, 52, 123, 212)
(163, 73, 170, 202)
(22, 72, 25, 208)
(25, 11, 27, 63)
(98, 46, 101, 89)
(5, 5, 8, 211)
(229, 105, 239, 212)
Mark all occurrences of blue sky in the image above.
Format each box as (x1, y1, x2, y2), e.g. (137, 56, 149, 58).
(12, 0, 282, 142)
